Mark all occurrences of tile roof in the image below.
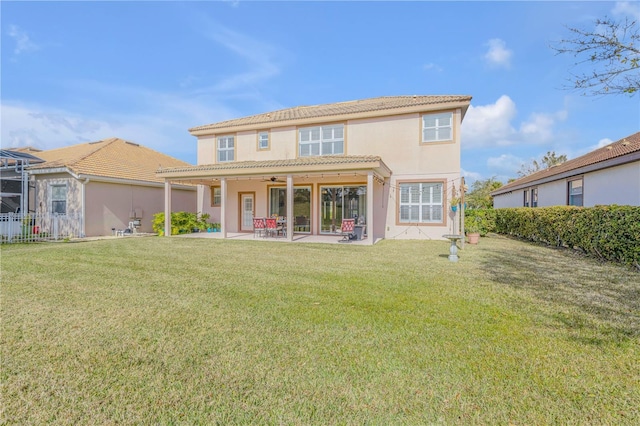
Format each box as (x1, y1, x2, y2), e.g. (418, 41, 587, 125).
(189, 95, 472, 133)
(158, 155, 385, 176)
(27, 137, 192, 184)
(493, 131, 640, 194)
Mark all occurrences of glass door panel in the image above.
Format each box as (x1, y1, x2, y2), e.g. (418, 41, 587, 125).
(320, 185, 366, 234)
(269, 186, 312, 233)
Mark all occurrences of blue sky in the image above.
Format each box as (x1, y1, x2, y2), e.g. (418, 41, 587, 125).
(2, 1, 639, 184)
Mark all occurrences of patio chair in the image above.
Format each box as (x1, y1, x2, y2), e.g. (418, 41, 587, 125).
(339, 218, 355, 242)
(265, 217, 283, 238)
(253, 217, 266, 238)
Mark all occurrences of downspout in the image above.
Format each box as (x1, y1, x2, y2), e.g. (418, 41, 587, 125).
(81, 177, 89, 237)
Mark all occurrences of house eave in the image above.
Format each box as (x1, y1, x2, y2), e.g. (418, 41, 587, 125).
(189, 101, 471, 136)
(491, 152, 640, 196)
(157, 158, 392, 184)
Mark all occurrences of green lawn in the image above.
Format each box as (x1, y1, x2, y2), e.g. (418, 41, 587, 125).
(1, 236, 638, 424)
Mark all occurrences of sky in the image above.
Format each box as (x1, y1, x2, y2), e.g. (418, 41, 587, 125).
(2, 0, 639, 184)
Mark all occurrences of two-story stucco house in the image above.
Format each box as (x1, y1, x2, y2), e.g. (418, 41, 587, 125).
(491, 132, 640, 208)
(157, 95, 472, 243)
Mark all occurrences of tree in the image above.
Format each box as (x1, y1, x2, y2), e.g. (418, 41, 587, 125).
(551, 17, 640, 96)
(518, 151, 567, 177)
(465, 177, 503, 209)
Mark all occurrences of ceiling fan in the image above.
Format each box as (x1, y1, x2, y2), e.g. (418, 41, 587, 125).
(261, 176, 285, 183)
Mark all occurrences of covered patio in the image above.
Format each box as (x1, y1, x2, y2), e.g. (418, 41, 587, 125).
(157, 156, 392, 245)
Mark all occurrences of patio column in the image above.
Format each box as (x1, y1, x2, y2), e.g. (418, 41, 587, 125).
(286, 174, 293, 241)
(367, 171, 374, 245)
(220, 177, 227, 238)
(164, 181, 172, 237)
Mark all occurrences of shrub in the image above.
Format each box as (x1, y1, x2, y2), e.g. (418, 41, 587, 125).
(492, 205, 640, 266)
(152, 212, 211, 236)
(464, 209, 496, 236)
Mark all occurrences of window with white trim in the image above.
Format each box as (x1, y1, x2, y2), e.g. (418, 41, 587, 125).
(422, 112, 453, 143)
(51, 184, 67, 214)
(217, 136, 234, 162)
(211, 186, 221, 207)
(399, 182, 443, 223)
(524, 190, 530, 207)
(568, 178, 583, 206)
(299, 124, 344, 157)
(258, 131, 269, 150)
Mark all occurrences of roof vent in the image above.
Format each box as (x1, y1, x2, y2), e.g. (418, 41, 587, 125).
(621, 139, 630, 146)
(606, 145, 613, 150)
(125, 141, 140, 147)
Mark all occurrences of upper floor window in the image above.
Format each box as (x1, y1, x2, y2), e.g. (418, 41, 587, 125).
(568, 178, 583, 206)
(299, 124, 344, 157)
(422, 112, 453, 143)
(399, 181, 444, 224)
(258, 131, 269, 150)
(217, 136, 234, 162)
(51, 184, 67, 214)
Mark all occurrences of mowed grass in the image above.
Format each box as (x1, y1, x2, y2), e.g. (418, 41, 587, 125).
(1, 236, 638, 424)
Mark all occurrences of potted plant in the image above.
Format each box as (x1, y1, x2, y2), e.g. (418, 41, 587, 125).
(450, 195, 461, 212)
(465, 215, 481, 244)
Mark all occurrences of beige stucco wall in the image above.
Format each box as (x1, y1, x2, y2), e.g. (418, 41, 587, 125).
(34, 174, 196, 237)
(84, 181, 196, 236)
(196, 110, 463, 240)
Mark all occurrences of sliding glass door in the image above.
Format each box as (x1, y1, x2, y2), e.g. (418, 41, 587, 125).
(320, 185, 366, 234)
(269, 186, 311, 233)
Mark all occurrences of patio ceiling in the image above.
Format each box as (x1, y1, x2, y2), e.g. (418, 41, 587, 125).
(156, 155, 392, 185)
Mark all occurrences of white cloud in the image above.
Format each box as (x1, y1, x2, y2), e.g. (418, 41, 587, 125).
(519, 110, 568, 143)
(462, 96, 569, 149)
(1, 91, 236, 163)
(483, 38, 512, 69)
(461, 95, 518, 148)
(613, 1, 640, 20)
(7, 25, 39, 55)
(423, 63, 443, 72)
(487, 154, 525, 176)
(461, 168, 483, 186)
(195, 24, 284, 94)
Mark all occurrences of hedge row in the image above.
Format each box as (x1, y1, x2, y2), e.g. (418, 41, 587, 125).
(467, 206, 640, 266)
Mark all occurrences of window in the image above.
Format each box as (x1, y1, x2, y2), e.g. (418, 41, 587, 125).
(568, 178, 583, 206)
(422, 112, 453, 143)
(531, 188, 538, 207)
(217, 136, 234, 162)
(258, 131, 269, 150)
(210, 186, 221, 207)
(524, 190, 530, 207)
(399, 182, 443, 224)
(51, 184, 67, 214)
(299, 124, 344, 157)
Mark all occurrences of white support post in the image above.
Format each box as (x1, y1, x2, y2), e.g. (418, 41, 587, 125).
(367, 171, 374, 245)
(220, 178, 227, 238)
(164, 181, 172, 237)
(286, 174, 294, 241)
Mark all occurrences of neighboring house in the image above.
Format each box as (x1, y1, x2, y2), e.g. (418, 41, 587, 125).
(25, 138, 196, 237)
(491, 132, 640, 208)
(157, 95, 472, 243)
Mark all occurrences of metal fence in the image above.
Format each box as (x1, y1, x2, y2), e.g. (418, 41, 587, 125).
(0, 212, 83, 244)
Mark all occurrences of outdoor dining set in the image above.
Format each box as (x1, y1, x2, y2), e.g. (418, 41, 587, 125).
(252, 216, 287, 238)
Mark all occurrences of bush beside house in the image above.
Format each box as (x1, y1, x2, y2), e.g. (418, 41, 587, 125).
(152, 212, 214, 236)
(468, 206, 640, 266)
